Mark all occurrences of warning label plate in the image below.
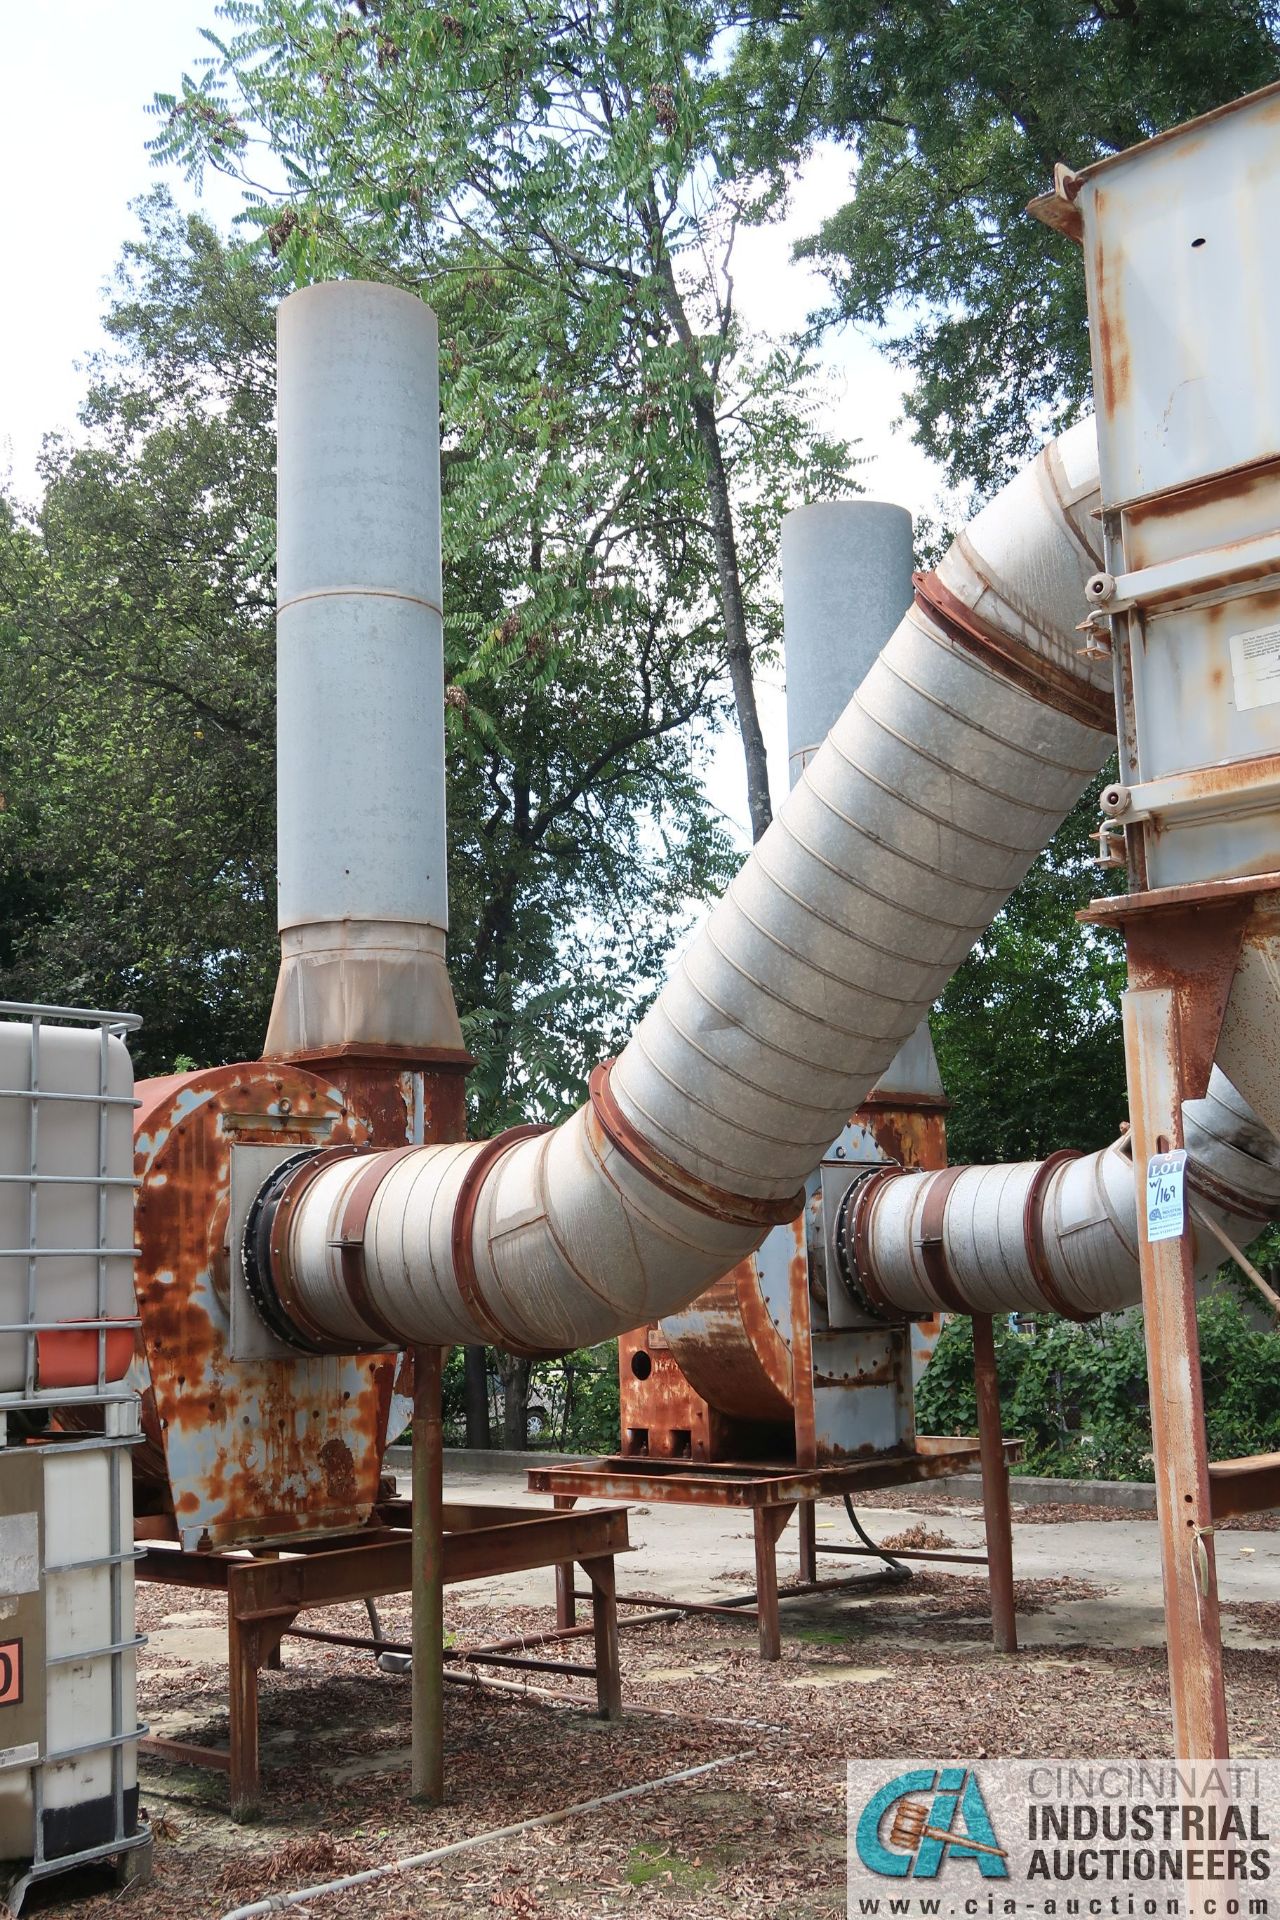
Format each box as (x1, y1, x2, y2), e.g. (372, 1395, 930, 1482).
(1229, 621, 1280, 711)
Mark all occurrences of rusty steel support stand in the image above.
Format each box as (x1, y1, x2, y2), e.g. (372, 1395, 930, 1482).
(1123, 986, 1230, 1759)
(581, 1557, 623, 1719)
(972, 1315, 1017, 1655)
(797, 1500, 818, 1585)
(411, 1344, 446, 1805)
(752, 1504, 795, 1660)
(227, 1611, 261, 1815)
(226, 1606, 291, 1815)
(553, 1493, 578, 1630)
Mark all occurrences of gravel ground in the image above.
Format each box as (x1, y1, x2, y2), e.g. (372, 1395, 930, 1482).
(40, 1556, 1280, 1920)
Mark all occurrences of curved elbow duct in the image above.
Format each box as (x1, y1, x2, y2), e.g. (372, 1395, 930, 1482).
(251, 415, 1130, 1358)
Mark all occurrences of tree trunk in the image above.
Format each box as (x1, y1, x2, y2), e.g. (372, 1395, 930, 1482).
(462, 1345, 491, 1447)
(650, 247, 774, 843)
(691, 388, 773, 844)
(496, 1350, 532, 1449)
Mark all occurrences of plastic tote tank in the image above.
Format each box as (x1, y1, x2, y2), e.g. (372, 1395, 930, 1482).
(0, 1014, 135, 1398)
(0, 1413, 141, 1875)
(0, 1005, 146, 1904)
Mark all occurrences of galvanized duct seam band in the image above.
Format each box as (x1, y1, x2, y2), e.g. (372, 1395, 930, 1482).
(844, 1067, 1280, 1321)
(264, 419, 1130, 1355)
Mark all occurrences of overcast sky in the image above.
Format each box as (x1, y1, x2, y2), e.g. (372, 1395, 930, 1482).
(0, 1, 949, 838)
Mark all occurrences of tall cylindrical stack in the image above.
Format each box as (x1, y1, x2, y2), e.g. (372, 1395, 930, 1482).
(780, 500, 915, 788)
(780, 497, 944, 1112)
(266, 281, 462, 1058)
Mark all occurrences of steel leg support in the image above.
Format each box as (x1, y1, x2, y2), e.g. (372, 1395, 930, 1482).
(1124, 985, 1230, 1759)
(972, 1314, 1017, 1654)
(226, 1602, 292, 1815)
(797, 1500, 817, 1585)
(554, 1493, 578, 1630)
(412, 1344, 446, 1804)
(582, 1557, 623, 1720)
(228, 1613, 260, 1815)
(753, 1505, 794, 1660)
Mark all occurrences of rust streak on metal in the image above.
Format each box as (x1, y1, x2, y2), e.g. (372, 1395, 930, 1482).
(617, 1325, 720, 1459)
(1121, 899, 1252, 1102)
(1090, 185, 1132, 422)
(861, 1103, 948, 1174)
(660, 1258, 794, 1429)
(788, 1224, 817, 1469)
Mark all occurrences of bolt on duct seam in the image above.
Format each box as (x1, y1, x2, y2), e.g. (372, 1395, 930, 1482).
(255, 386, 1149, 1358)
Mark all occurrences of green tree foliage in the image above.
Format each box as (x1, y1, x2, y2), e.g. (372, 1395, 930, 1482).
(929, 767, 1127, 1165)
(731, 0, 1280, 491)
(917, 1292, 1280, 1480)
(0, 192, 749, 1114)
(440, 1341, 620, 1452)
(0, 195, 279, 1073)
(149, 0, 855, 841)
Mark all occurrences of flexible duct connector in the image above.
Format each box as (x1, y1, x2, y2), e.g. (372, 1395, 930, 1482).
(248, 418, 1138, 1355)
(838, 1069, 1280, 1322)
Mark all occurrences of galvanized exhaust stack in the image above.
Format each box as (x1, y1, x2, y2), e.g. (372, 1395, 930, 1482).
(265, 281, 463, 1061)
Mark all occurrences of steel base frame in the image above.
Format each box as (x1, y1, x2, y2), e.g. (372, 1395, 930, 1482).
(136, 1498, 629, 1813)
(530, 1434, 1021, 1662)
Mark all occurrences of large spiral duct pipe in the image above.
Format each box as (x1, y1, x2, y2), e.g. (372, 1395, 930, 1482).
(249, 334, 1137, 1358)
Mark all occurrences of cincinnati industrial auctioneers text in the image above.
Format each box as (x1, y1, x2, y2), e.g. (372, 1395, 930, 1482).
(847, 1761, 1279, 1913)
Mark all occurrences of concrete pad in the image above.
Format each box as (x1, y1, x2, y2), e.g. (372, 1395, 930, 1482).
(402, 1458, 1280, 1663)
(146, 1625, 229, 1666)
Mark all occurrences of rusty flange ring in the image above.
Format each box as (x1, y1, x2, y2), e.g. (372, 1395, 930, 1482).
(837, 1163, 907, 1321)
(450, 1125, 563, 1360)
(915, 1164, 974, 1314)
(245, 1144, 364, 1355)
(913, 571, 1114, 733)
(588, 1060, 806, 1231)
(334, 1146, 425, 1347)
(1022, 1147, 1096, 1321)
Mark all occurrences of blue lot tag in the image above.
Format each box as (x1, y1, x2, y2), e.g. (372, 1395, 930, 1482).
(1145, 1149, 1188, 1242)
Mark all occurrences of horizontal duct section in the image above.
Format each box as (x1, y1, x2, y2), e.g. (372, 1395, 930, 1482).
(837, 1070, 1280, 1321)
